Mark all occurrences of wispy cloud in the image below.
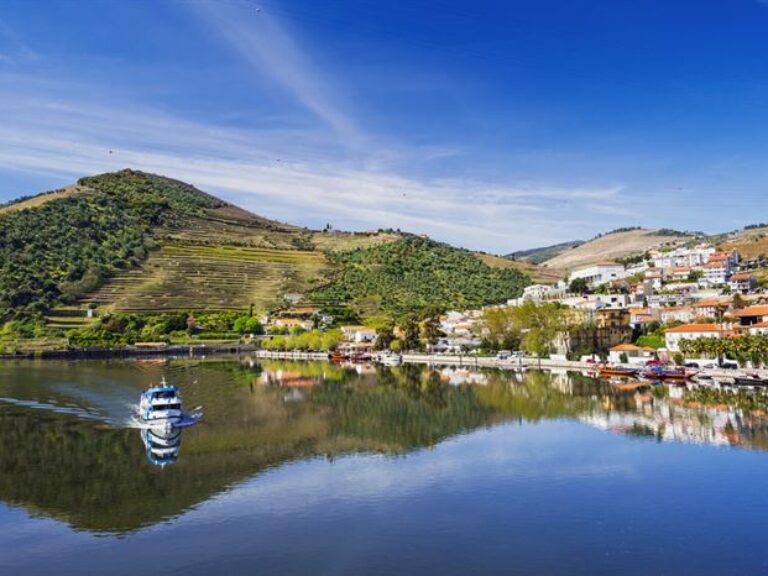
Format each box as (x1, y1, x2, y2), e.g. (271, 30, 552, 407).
(0, 83, 628, 252)
(185, 1, 363, 146)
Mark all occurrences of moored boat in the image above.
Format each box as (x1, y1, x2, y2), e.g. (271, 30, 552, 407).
(734, 375, 768, 387)
(640, 366, 693, 381)
(599, 366, 639, 378)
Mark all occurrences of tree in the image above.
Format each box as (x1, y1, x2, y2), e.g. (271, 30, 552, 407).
(400, 314, 421, 351)
(569, 277, 589, 294)
(374, 325, 395, 350)
(420, 313, 444, 350)
(507, 301, 568, 364)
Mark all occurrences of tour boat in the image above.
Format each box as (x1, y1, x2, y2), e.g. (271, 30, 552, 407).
(138, 377, 183, 428)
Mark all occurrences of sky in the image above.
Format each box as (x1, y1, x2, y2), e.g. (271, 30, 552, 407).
(1, 0, 768, 253)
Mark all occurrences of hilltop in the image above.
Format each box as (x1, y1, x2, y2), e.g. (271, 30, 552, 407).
(0, 170, 530, 335)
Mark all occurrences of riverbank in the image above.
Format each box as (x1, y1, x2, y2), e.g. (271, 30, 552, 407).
(0, 342, 259, 360)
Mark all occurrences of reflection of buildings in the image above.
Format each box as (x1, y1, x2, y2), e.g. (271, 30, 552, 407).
(580, 393, 744, 448)
(141, 427, 182, 466)
(438, 367, 488, 386)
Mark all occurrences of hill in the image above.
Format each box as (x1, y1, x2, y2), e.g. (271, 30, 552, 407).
(539, 228, 694, 272)
(719, 225, 768, 260)
(0, 170, 530, 334)
(506, 240, 584, 265)
(313, 236, 530, 317)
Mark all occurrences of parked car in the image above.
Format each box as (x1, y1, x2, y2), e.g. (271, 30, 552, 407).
(685, 362, 700, 369)
(722, 362, 739, 370)
(496, 350, 512, 360)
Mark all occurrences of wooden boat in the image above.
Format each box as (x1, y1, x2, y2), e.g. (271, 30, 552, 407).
(599, 366, 639, 378)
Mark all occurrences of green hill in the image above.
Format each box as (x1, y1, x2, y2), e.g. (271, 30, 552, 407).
(0, 170, 530, 339)
(314, 236, 530, 317)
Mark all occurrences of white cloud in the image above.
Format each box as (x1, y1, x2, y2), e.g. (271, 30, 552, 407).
(0, 86, 628, 251)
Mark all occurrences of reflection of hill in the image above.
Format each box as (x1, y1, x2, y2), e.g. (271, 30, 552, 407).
(6, 359, 768, 535)
(0, 361, 513, 534)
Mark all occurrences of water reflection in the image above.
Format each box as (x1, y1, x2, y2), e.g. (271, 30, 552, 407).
(141, 426, 182, 466)
(2, 356, 768, 535)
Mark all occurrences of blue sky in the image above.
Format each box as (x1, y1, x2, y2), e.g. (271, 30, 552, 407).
(1, 0, 768, 252)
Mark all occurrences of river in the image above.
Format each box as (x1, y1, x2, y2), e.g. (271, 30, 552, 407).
(1, 356, 767, 575)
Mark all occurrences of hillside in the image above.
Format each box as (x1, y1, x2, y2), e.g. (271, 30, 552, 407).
(719, 226, 768, 260)
(539, 228, 694, 272)
(506, 240, 584, 265)
(0, 170, 530, 332)
(313, 236, 530, 317)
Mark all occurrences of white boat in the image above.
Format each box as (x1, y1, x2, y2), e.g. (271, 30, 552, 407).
(138, 377, 183, 428)
(375, 352, 402, 366)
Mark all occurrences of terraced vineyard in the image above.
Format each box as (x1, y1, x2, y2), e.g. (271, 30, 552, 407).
(81, 243, 329, 314)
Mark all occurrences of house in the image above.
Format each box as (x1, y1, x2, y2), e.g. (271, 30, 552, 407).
(272, 317, 314, 331)
(694, 299, 725, 319)
(520, 284, 565, 301)
(728, 272, 757, 294)
(702, 261, 731, 286)
(644, 268, 666, 290)
(669, 267, 692, 281)
(664, 323, 736, 352)
(660, 306, 694, 324)
(568, 262, 626, 288)
(340, 325, 377, 343)
(746, 321, 768, 336)
(733, 305, 768, 326)
(629, 307, 657, 328)
(556, 308, 632, 355)
(650, 246, 716, 269)
(608, 344, 656, 365)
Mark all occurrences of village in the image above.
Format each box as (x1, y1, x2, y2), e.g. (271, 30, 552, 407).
(258, 240, 768, 379)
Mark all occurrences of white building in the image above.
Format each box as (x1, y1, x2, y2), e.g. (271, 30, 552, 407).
(568, 262, 627, 288)
(728, 272, 757, 294)
(608, 344, 656, 365)
(660, 306, 695, 324)
(520, 284, 566, 301)
(650, 246, 716, 269)
(664, 323, 735, 352)
(340, 325, 377, 343)
(702, 262, 731, 286)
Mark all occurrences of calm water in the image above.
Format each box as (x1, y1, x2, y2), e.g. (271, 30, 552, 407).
(1, 357, 768, 575)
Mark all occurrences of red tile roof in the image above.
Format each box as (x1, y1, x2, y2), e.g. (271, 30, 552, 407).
(733, 306, 768, 318)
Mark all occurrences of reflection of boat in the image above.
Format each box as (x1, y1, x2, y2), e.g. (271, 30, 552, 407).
(599, 366, 639, 378)
(138, 377, 183, 428)
(734, 375, 768, 387)
(141, 427, 181, 466)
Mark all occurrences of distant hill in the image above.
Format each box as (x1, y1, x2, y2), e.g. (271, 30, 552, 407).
(0, 170, 530, 326)
(719, 225, 768, 260)
(539, 228, 695, 272)
(506, 240, 584, 265)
